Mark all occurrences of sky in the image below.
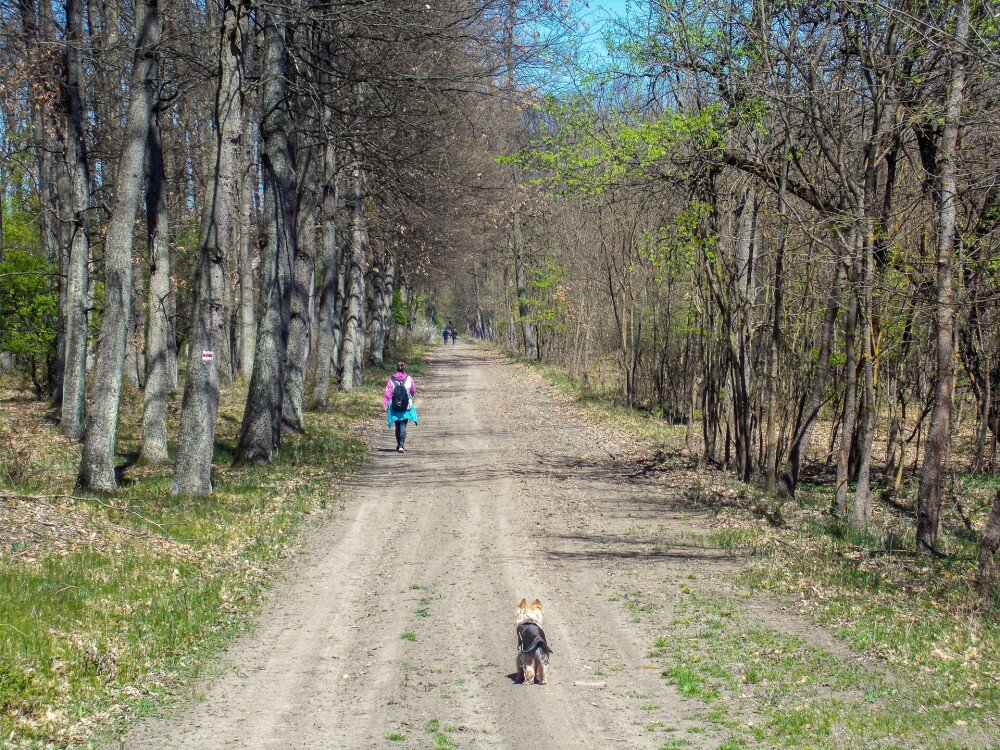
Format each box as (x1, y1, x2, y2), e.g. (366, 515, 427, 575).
(520, 0, 637, 95)
(573, 0, 634, 60)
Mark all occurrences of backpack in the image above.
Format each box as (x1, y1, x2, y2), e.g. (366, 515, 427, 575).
(390, 377, 410, 412)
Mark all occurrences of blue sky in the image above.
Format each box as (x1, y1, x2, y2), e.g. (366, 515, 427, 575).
(574, 0, 633, 57)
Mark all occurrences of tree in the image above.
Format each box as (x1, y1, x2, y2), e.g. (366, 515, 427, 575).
(173, 0, 249, 490)
(58, 0, 92, 442)
(916, 0, 971, 554)
(234, 4, 297, 464)
(79, 0, 161, 491)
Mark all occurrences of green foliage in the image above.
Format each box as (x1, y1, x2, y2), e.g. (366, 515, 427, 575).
(525, 258, 569, 335)
(391, 289, 408, 327)
(500, 96, 725, 199)
(1, 194, 57, 368)
(0, 248, 58, 362)
(652, 201, 715, 277)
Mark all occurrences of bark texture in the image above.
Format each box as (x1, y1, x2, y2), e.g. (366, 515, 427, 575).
(917, 0, 969, 553)
(282, 175, 317, 432)
(338, 149, 368, 392)
(78, 0, 159, 490)
(235, 7, 297, 463)
(173, 0, 245, 493)
(313, 138, 340, 407)
(140, 111, 172, 465)
(59, 0, 92, 442)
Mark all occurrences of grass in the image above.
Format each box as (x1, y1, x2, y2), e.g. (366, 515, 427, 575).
(646, 586, 1000, 748)
(693, 479, 1000, 742)
(400, 630, 418, 642)
(386, 731, 406, 741)
(423, 718, 458, 749)
(658, 740, 692, 749)
(0, 342, 428, 749)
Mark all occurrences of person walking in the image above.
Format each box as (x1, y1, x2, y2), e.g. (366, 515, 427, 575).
(442, 327, 450, 345)
(450, 327, 458, 345)
(383, 361, 418, 453)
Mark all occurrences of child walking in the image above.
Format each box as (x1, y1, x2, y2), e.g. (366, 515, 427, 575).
(383, 361, 418, 452)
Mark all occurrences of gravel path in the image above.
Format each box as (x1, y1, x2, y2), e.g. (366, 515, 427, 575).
(117, 344, 734, 749)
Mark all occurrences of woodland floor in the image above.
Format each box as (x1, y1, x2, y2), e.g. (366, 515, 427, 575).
(104, 344, 998, 750)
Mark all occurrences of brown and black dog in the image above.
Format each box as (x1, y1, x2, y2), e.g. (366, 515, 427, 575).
(515, 598, 552, 685)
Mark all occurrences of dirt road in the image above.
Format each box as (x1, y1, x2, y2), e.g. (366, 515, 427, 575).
(118, 344, 734, 749)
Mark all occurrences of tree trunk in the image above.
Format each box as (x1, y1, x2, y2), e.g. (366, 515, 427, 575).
(235, 6, 296, 464)
(313, 136, 339, 408)
(59, 0, 92, 442)
(140, 110, 171, 465)
(976, 489, 1000, 603)
(369, 248, 393, 367)
(917, 0, 969, 553)
(382, 253, 396, 349)
(834, 271, 859, 519)
(78, 0, 159, 490)
(731, 186, 756, 483)
(764, 153, 788, 492)
(852, 221, 877, 527)
(124, 253, 146, 391)
(236, 109, 255, 379)
(512, 208, 537, 359)
(172, 228, 220, 494)
(213, 6, 247, 389)
(339, 147, 368, 392)
(173, 0, 245, 491)
(282, 172, 317, 432)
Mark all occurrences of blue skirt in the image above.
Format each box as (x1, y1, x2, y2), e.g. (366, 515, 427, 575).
(387, 403, 418, 428)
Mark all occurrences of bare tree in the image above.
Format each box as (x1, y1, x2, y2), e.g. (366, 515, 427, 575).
(79, 0, 161, 490)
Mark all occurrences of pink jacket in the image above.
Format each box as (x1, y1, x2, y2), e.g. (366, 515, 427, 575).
(383, 371, 416, 408)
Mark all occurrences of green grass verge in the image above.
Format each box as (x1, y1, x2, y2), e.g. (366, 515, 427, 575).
(689, 481, 1000, 748)
(645, 586, 996, 749)
(0, 342, 428, 748)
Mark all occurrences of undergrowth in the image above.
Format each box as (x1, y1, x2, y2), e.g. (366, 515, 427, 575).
(0, 342, 426, 748)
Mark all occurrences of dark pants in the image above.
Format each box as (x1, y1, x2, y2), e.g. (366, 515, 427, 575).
(395, 419, 408, 448)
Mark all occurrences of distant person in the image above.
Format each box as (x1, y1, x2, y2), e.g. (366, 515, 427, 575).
(442, 327, 450, 345)
(383, 361, 418, 453)
(450, 327, 458, 345)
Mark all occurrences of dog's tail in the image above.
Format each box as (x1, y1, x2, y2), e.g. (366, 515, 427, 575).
(535, 643, 552, 664)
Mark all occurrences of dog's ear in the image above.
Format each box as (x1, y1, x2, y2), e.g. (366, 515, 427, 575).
(516, 598, 528, 610)
(531, 598, 543, 611)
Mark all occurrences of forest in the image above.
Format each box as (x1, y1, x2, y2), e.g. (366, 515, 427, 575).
(0, 0, 533, 485)
(0, 0, 999, 744)
(456, 0, 1000, 598)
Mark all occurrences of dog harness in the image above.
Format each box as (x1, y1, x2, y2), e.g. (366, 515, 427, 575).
(517, 622, 551, 653)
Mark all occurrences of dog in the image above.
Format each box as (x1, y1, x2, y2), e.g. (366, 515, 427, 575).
(515, 598, 552, 685)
